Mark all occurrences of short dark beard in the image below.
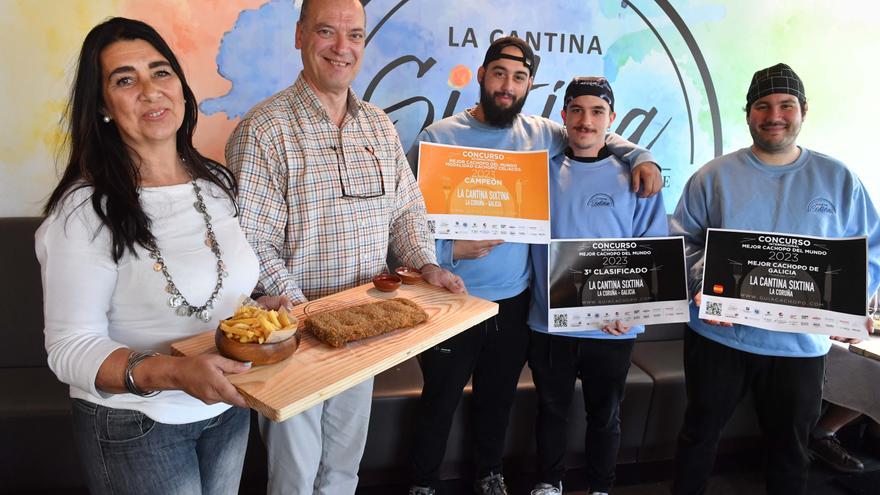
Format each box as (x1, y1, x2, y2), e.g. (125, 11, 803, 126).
(479, 82, 528, 128)
(748, 121, 800, 155)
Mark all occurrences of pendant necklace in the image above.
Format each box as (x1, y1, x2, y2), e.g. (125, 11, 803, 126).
(145, 173, 227, 322)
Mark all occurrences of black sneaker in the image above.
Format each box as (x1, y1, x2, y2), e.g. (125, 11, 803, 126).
(474, 472, 509, 495)
(809, 434, 865, 473)
(408, 486, 436, 495)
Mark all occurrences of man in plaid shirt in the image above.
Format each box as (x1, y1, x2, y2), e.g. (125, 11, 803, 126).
(226, 0, 464, 494)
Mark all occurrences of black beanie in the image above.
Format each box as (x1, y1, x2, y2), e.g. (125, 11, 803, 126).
(746, 63, 806, 110)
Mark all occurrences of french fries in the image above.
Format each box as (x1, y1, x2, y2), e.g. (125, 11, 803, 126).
(220, 305, 298, 344)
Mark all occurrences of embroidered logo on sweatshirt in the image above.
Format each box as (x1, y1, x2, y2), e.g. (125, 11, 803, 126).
(587, 193, 614, 208)
(807, 198, 836, 215)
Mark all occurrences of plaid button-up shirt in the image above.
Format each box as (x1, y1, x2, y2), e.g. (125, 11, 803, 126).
(226, 75, 436, 303)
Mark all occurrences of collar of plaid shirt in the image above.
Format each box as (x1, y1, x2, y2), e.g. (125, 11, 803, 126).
(294, 74, 365, 127)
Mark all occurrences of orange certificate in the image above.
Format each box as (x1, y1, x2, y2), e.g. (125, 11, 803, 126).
(417, 142, 550, 244)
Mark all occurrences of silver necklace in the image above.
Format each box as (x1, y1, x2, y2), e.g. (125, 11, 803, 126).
(146, 175, 227, 322)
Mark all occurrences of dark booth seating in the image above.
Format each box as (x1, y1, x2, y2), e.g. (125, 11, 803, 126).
(0, 217, 761, 493)
(0, 218, 84, 492)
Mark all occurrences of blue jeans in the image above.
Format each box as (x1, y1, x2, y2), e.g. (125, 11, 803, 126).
(71, 399, 249, 495)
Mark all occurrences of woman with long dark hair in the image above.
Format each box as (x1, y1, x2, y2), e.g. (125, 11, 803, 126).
(36, 17, 269, 494)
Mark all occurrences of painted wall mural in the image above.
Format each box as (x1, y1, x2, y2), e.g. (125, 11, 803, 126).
(1, 0, 877, 215)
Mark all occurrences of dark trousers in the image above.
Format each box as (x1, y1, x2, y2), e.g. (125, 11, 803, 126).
(410, 289, 530, 487)
(529, 331, 635, 492)
(672, 327, 825, 495)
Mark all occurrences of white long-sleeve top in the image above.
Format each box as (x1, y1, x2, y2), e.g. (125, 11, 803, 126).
(36, 180, 259, 424)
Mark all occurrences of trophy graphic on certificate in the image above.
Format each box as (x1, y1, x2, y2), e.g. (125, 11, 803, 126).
(515, 178, 524, 217)
(649, 263, 662, 299)
(729, 259, 744, 295)
(823, 264, 840, 310)
(571, 268, 585, 306)
(441, 176, 452, 213)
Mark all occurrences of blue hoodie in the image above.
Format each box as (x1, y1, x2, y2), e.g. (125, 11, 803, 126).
(529, 152, 668, 338)
(670, 147, 880, 357)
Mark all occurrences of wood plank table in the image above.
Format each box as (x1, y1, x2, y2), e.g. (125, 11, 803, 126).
(171, 280, 497, 421)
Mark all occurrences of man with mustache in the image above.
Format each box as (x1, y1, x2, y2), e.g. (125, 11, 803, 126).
(528, 77, 668, 495)
(670, 63, 880, 495)
(406, 37, 663, 495)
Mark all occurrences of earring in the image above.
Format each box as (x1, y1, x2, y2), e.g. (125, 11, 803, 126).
(103, 115, 111, 123)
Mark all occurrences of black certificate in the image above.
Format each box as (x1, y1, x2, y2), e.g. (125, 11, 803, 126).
(700, 228, 869, 338)
(548, 237, 689, 332)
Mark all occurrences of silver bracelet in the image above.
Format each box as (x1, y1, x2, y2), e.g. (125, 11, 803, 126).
(124, 350, 161, 397)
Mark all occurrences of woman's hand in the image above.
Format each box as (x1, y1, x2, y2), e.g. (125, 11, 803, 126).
(97, 349, 252, 408)
(166, 354, 251, 407)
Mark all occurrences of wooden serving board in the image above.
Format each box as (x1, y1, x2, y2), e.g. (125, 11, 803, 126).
(171, 281, 497, 421)
(850, 336, 880, 362)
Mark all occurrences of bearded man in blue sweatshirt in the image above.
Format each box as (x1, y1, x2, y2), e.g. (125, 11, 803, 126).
(670, 63, 880, 495)
(405, 36, 662, 495)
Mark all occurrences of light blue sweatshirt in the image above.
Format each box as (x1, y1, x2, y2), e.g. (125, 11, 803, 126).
(671, 147, 880, 357)
(529, 152, 668, 338)
(407, 111, 655, 301)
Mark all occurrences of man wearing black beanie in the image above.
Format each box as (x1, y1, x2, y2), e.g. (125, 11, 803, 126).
(670, 63, 880, 495)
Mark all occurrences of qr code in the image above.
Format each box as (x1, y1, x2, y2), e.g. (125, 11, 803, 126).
(553, 313, 568, 328)
(705, 301, 723, 317)
(427, 220, 436, 234)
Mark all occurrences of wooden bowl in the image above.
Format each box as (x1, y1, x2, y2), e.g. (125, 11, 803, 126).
(215, 329, 300, 365)
(395, 266, 422, 284)
(372, 273, 402, 292)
